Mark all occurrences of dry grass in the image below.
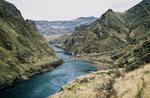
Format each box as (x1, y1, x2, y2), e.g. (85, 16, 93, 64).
(114, 64, 150, 98)
(49, 64, 150, 98)
(50, 71, 115, 98)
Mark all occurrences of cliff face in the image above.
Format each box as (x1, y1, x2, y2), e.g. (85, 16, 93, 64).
(64, 0, 150, 54)
(0, 0, 61, 88)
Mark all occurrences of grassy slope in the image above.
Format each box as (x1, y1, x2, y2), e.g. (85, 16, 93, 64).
(64, 10, 128, 53)
(50, 64, 150, 98)
(50, 71, 114, 98)
(0, 0, 61, 87)
(64, 0, 150, 54)
(114, 64, 150, 98)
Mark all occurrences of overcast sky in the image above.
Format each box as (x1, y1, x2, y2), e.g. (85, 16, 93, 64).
(6, 0, 142, 21)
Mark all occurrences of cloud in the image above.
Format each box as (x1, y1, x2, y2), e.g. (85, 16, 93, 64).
(6, 0, 142, 20)
(110, 0, 142, 11)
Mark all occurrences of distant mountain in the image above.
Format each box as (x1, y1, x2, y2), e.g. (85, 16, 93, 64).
(64, 0, 150, 53)
(76, 16, 97, 21)
(35, 17, 97, 40)
(0, 0, 61, 89)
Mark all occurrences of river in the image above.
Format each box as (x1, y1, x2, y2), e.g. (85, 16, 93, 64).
(0, 46, 97, 98)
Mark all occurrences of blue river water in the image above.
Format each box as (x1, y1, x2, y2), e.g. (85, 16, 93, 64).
(0, 46, 97, 98)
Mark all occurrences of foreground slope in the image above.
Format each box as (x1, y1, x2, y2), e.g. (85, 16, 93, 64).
(0, 0, 62, 88)
(50, 64, 150, 98)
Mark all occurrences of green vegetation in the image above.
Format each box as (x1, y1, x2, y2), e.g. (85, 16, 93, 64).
(64, 0, 150, 54)
(0, 0, 61, 88)
(63, 0, 150, 72)
(112, 39, 150, 71)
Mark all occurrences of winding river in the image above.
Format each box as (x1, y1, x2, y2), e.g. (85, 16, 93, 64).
(0, 46, 97, 98)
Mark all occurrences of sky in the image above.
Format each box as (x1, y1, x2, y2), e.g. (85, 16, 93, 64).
(6, 0, 142, 21)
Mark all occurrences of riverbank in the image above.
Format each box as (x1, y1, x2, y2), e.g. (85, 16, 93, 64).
(71, 52, 113, 70)
(50, 64, 150, 98)
(0, 46, 97, 98)
(0, 59, 63, 90)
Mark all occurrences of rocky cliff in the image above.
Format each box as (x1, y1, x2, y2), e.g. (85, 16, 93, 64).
(0, 0, 62, 89)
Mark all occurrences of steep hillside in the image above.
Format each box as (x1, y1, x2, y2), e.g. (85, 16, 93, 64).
(112, 39, 150, 71)
(122, 0, 150, 41)
(65, 9, 128, 53)
(0, 0, 62, 89)
(64, 0, 150, 54)
(35, 17, 97, 41)
(50, 39, 150, 98)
